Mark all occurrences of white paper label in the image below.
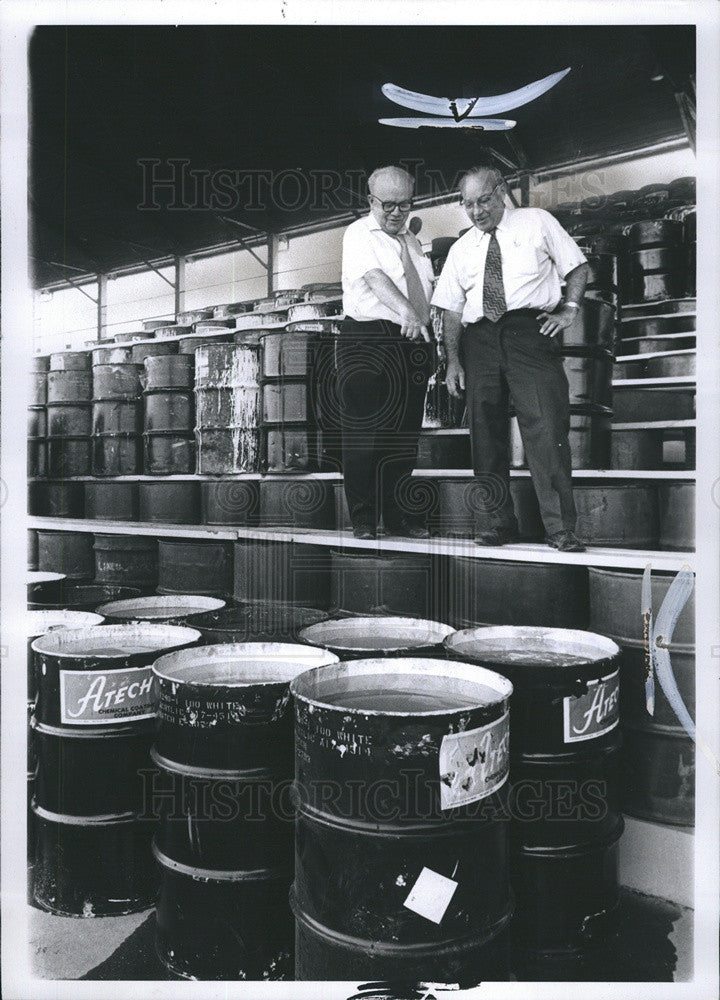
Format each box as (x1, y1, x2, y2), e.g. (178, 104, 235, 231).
(403, 866, 458, 924)
(563, 670, 620, 743)
(59, 666, 156, 725)
(439, 711, 510, 810)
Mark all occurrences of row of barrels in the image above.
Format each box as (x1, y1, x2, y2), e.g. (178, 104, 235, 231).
(26, 592, 694, 980)
(30, 477, 695, 550)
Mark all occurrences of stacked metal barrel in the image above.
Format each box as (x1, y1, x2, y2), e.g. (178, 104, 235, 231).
(29, 355, 49, 478)
(143, 354, 195, 474)
(195, 342, 262, 474)
(47, 351, 93, 477)
(92, 346, 142, 475)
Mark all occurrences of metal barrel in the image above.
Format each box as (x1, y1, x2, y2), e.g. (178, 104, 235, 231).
(46, 402, 91, 437)
(447, 557, 589, 630)
(138, 480, 201, 524)
(612, 387, 695, 423)
(49, 351, 91, 371)
(259, 478, 335, 529)
(131, 340, 179, 363)
(32, 481, 85, 517)
(31, 371, 49, 405)
(143, 432, 195, 474)
(588, 567, 695, 645)
(330, 550, 442, 619)
(573, 484, 659, 548)
(658, 483, 694, 550)
(627, 219, 684, 249)
(290, 656, 514, 983)
(621, 314, 696, 339)
(200, 480, 260, 526)
(28, 439, 47, 478)
(234, 540, 331, 609)
(93, 534, 159, 588)
(298, 615, 455, 660)
(92, 399, 141, 434)
(47, 437, 92, 477)
(445, 626, 623, 952)
(150, 642, 337, 979)
(559, 348, 613, 413)
(510, 414, 612, 471)
(429, 478, 543, 539)
(27, 609, 105, 701)
(92, 433, 142, 476)
(157, 538, 234, 597)
(28, 405, 46, 437)
(559, 297, 615, 349)
(96, 594, 226, 624)
(262, 425, 326, 473)
(91, 364, 142, 399)
(143, 354, 194, 390)
(30, 622, 200, 915)
(179, 333, 234, 354)
(28, 582, 143, 612)
(38, 530, 94, 579)
(143, 390, 195, 432)
(646, 352, 695, 379)
(28, 529, 39, 569)
(85, 482, 138, 521)
(92, 345, 133, 366)
(195, 343, 262, 474)
(610, 429, 664, 470)
(182, 601, 329, 644)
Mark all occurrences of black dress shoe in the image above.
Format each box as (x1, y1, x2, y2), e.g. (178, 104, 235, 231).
(546, 530, 586, 552)
(473, 526, 519, 547)
(352, 526, 377, 540)
(385, 521, 430, 539)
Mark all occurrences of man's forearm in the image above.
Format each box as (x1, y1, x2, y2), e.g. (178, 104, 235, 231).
(563, 263, 589, 307)
(442, 309, 464, 363)
(363, 269, 413, 318)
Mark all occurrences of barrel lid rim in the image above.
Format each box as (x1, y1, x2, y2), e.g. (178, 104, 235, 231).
(27, 571, 66, 584)
(95, 595, 226, 619)
(31, 622, 202, 657)
(26, 609, 105, 638)
(290, 656, 514, 713)
(444, 626, 620, 667)
(151, 640, 339, 685)
(298, 616, 456, 652)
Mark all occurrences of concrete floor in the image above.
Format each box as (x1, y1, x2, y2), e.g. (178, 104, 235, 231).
(28, 888, 693, 983)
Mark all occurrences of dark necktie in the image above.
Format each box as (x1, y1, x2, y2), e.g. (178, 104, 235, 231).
(399, 234, 431, 324)
(482, 229, 507, 323)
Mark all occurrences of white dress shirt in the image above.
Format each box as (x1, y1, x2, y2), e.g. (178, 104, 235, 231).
(431, 207, 587, 324)
(342, 214, 435, 322)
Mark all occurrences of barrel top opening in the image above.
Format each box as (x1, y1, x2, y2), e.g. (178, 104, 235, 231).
(152, 641, 339, 686)
(31, 622, 201, 658)
(27, 610, 105, 638)
(27, 571, 66, 585)
(95, 595, 226, 620)
(290, 656, 513, 716)
(299, 616, 456, 652)
(445, 626, 620, 668)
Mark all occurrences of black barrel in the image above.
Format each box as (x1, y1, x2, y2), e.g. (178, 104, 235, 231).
(143, 390, 194, 432)
(259, 478, 335, 529)
(31, 371, 48, 406)
(573, 484, 659, 548)
(92, 434, 142, 476)
(143, 354, 194, 390)
(28, 582, 143, 612)
(560, 298, 615, 349)
(263, 426, 327, 474)
(92, 364, 142, 399)
(588, 567, 694, 645)
(658, 483, 694, 550)
(183, 602, 329, 645)
(150, 642, 337, 979)
(38, 531, 94, 579)
(131, 341, 179, 364)
(431, 478, 543, 539)
(330, 550, 443, 619)
(612, 387, 695, 423)
(47, 371, 93, 403)
(200, 480, 260, 525)
(46, 403, 91, 437)
(510, 415, 612, 471)
(234, 540, 331, 609)
(94, 535, 158, 588)
(92, 399, 141, 434)
(96, 594, 225, 624)
(299, 615, 455, 660)
(448, 557, 589, 630)
(28, 529, 39, 569)
(30, 622, 201, 916)
(179, 333, 234, 354)
(143, 432, 195, 474)
(621, 314, 696, 340)
(560, 348, 613, 413)
(157, 538, 234, 597)
(445, 626, 623, 953)
(27, 609, 105, 702)
(47, 437, 92, 477)
(28, 405, 46, 438)
(291, 657, 514, 983)
(645, 352, 695, 379)
(195, 343, 262, 474)
(85, 482, 138, 521)
(610, 429, 664, 471)
(138, 481, 201, 524)
(31, 481, 85, 518)
(28, 438, 47, 478)
(627, 219, 684, 249)
(92, 345, 133, 366)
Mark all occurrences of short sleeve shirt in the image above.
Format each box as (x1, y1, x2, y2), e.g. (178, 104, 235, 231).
(431, 207, 587, 324)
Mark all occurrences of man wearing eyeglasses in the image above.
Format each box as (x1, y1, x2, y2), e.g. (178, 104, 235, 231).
(338, 165, 434, 540)
(432, 165, 589, 552)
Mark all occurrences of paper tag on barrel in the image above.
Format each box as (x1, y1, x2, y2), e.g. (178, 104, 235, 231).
(59, 666, 156, 725)
(563, 670, 620, 743)
(439, 712, 510, 810)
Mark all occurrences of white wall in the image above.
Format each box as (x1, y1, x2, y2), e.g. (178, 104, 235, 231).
(34, 145, 694, 353)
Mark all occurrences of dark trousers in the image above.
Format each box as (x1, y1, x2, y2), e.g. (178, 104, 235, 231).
(337, 318, 433, 530)
(462, 309, 576, 536)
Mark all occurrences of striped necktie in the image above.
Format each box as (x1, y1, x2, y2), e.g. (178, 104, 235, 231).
(482, 228, 507, 323)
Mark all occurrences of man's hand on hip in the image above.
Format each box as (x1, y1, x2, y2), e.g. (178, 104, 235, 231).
(537, 303, 579, 338)
(445, 359, 465, 398)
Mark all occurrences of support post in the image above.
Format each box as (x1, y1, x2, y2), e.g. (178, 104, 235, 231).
(267, 233, 277, 297)
(97, 273, 107, 342)
(519, 174, 531, 207)
(175, 256, 186, 315)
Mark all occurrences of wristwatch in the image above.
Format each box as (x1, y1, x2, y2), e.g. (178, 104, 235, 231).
(563, 300, 580, 311)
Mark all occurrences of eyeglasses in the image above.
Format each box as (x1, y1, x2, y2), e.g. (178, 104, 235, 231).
(461, 182, 503, 210)
(369, 195, 413, 213)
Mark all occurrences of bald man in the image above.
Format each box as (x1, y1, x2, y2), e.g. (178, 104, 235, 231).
(432, 166, 589, 552)
(338, 166, 434, 539)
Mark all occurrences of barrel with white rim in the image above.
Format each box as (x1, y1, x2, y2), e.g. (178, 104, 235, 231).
(96, 594, 225, 624)
(299, 615, 456, 660)
(444, 626, 623, 953)
(291, 656, 514, 983)
(30, 622, 200, 916)
(182, 601, 329, 645)
(150, 641, 338, 979)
